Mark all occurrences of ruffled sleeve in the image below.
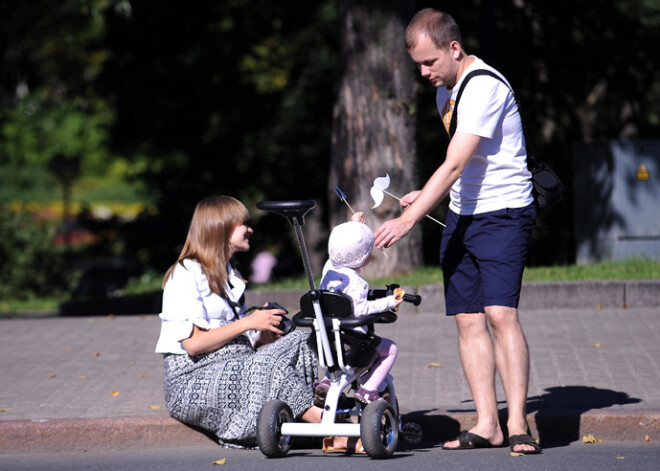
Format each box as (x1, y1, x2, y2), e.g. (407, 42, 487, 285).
(155, 260, 211, 354)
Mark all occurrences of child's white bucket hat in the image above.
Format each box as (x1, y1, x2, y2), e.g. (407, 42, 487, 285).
(328, 221, 374, 269)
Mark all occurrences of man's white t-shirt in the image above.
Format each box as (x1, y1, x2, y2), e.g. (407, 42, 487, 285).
(436, 56, 534, 215)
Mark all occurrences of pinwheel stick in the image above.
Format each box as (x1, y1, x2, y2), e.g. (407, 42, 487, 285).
(334, 185, 388, 258)
(373, 187, 446, 227)
(339, 196, 357, 216)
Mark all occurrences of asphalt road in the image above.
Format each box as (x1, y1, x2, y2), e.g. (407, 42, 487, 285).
(2, 441, 659, 471)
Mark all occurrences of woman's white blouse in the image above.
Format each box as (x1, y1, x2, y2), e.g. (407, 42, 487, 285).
(155, 259, 249, 354)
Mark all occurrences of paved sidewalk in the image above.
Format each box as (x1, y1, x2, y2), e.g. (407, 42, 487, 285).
(1, 281, 659, 453)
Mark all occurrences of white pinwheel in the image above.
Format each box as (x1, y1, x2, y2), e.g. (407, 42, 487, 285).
(370, 173, 445, 227)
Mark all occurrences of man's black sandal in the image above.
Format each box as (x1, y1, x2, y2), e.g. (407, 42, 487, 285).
(509, 434, 542, 455)
(442, 431, 494, 450)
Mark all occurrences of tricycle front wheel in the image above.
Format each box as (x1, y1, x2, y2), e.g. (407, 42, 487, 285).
(257, 400, 293, 458)
(360, 400, 399, 459)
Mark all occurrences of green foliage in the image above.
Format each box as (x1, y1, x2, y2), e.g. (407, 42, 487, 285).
(0, 0, 122, 201)
(2, 0, 660, 285)
(0, 91, 114, 174)
(0, 207, 70, 300)
(99, 0, 338, 204)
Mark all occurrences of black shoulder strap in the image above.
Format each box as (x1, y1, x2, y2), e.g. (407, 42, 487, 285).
(448, 69, 512, 138)
(221, 264, 246, 320)
(448, 69, 538, 170)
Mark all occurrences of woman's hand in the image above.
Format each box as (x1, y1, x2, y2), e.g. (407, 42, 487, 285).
(247, 307, 285, 335)
(254, 329, 280, 348)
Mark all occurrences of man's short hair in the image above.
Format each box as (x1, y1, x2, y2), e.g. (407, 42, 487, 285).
(405, 8, 462, 50)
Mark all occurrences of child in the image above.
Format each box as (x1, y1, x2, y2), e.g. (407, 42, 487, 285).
(315, 212, 403, 405)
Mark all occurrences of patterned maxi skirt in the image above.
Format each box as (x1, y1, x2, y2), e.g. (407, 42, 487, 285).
(163, 329, 318, 448)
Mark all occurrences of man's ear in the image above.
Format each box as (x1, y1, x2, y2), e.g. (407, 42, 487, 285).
(449, 40, 461, 58)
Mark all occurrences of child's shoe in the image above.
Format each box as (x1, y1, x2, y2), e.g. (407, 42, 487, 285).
(354, 386, 381, 405)
(313, 378, 331, 407)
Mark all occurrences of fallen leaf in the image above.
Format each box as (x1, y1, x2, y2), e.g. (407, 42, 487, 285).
(126, 361, 136, 366)
(645, 435, 652, 442)
(616, 456, 625, 460)
(0, 408, 10, 413)
(426, 362, 443, 368)
(62, 346, 72, 351)
(595, 304, 603, 310)
(582, 434, 603, 443)
(93, 352, 101, 357)
(108, 314, 115, 320)
(78, 375, 88, 380)
(510, 452, 524, 457)
(593, 343, 602, 348)
(110, 391, 120, 397)
(139, 374, 150, 378)
(211, 458, 226, 465)
(148, 405, 163, 410)
(49, 373, 57, 379)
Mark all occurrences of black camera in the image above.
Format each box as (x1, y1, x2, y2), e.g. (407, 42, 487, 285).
(259, 302, 296, 336)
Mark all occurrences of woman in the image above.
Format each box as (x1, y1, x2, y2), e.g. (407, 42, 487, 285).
(155, 195, 322, 448)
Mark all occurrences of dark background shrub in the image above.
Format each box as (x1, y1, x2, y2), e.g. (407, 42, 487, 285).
(0, 207, 70, 300)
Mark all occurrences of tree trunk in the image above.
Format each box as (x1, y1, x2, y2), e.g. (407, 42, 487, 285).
(330, 0, 421, 278)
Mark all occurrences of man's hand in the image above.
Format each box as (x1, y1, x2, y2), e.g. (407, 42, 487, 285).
(375, 215, 416, 249)
(400, 190, 421, 207)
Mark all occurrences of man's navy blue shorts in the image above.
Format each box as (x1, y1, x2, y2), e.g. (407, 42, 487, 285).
(439, 204, 536, 315)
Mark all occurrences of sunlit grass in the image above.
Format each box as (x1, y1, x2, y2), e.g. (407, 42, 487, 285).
(522, 258, 660, 282)
(0, 296, 68, 316)
(255, 258, 660, 290)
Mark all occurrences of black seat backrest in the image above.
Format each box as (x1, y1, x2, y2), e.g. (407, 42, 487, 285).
(299, 290, 353, 319)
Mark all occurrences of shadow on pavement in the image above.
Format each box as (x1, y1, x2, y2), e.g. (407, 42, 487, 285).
(399, 411, 461, 448)
(408, 386, 642, 449)
(58, 291, 162, 316)
(528, 385, 641, 447)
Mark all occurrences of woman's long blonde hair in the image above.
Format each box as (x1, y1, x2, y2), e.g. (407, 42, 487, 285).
(162, 195, 249, 297)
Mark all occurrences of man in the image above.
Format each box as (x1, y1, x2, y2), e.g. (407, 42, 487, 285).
(374, 9, 541, 454)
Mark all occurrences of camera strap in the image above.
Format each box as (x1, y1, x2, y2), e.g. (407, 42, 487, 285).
(220, 293, 244, 321)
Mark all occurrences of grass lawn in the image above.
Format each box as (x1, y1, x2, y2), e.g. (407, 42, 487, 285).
(262, 258, 660, 290)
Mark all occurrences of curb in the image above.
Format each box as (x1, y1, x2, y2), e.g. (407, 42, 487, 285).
(51, 281, 659, 317)
(2, 409, 659, 454)
(0, 416, 214, 454)
(403, 409, 660, 445)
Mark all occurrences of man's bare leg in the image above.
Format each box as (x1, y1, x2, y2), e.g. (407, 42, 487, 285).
(443, 312, 504, 448)
(485, 305, 536, 453)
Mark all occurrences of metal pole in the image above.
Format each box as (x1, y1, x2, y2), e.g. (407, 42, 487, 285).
(293, 220, 317, 290)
